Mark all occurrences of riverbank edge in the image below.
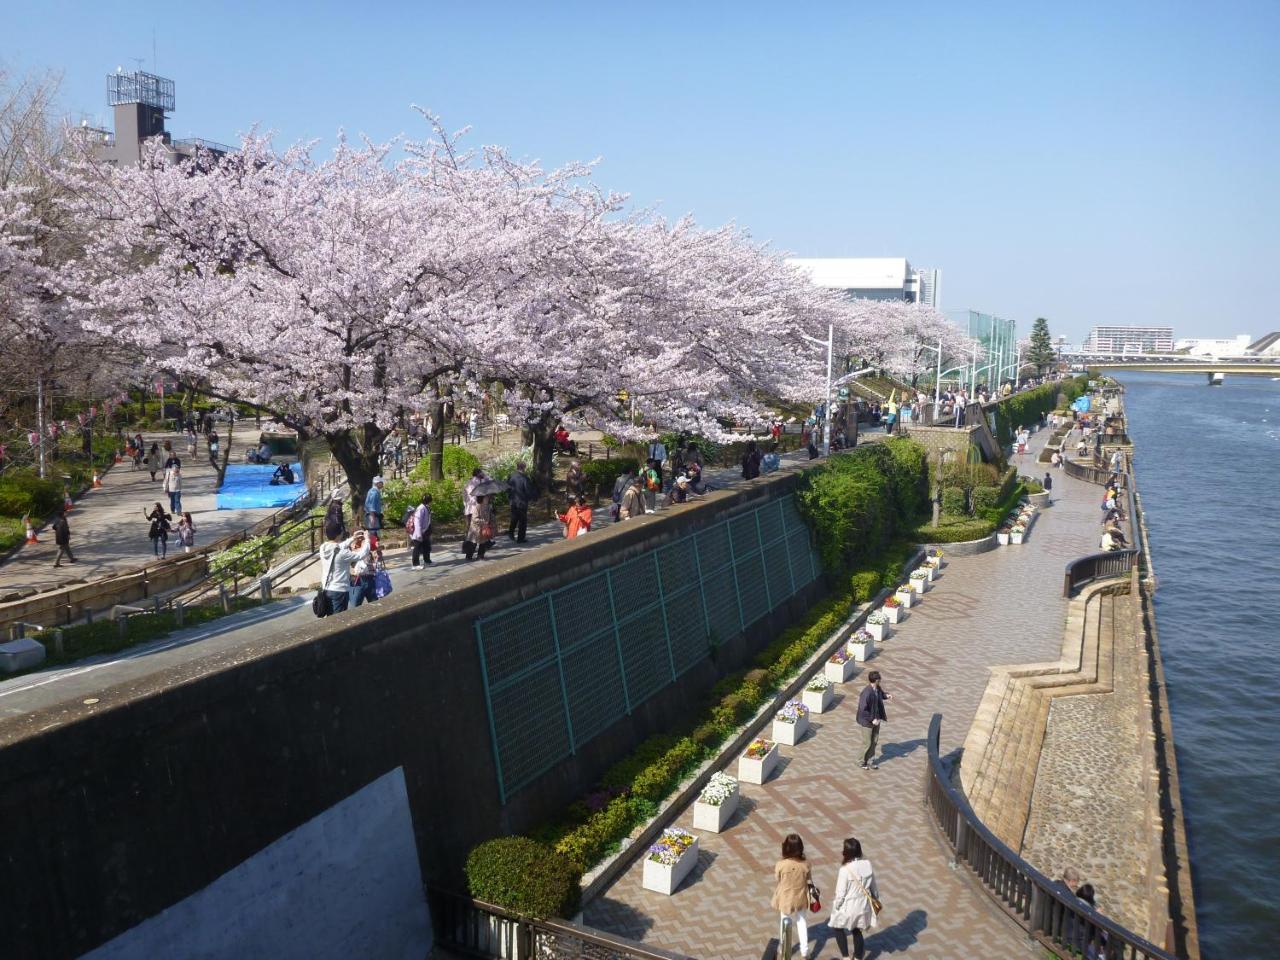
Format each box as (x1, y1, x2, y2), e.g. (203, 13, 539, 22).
(1128, 445, 1201, 959)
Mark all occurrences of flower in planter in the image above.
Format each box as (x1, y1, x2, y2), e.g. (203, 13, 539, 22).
(698, 772, 738, 807)
(647, 827, 697, 865)
(928, 548, 945, 559)
(866, 611, 889, 625)
(829, 647, 853, 664)
(850, 629, 874, 645)
(775, 699, 810, 724)
(909, 570, 928, 580)
(806, 674, 832, 692)
(744, 737, 774, 759)
(883, 596, 901, 608)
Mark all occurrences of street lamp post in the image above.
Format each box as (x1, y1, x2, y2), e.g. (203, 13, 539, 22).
(799, 324, 835, 457)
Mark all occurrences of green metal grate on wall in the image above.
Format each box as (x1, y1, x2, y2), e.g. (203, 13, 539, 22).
(475, 494, 820, 803)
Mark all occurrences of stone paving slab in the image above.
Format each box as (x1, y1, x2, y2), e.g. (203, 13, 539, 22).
(583, 430, 1106, 959)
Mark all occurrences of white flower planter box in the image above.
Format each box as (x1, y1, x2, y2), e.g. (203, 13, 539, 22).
(910, 577, 929, 594)
(848, 638, 875, 662)
(1010, 531, 1025, 545)
(923, 566, 936, 582)
(772, 712, 809, 746)
(997, 532, 1010, 546)
(693, 785, 739, 833)
(738, 742, 780, 784)
(866, 621, 889, 642)
(881, 604, 901, 623)
(642, 836, 700, 895)
(802, 685, 834, 714)
(825, 657, 857, 683)
(894, 589, 914, 608)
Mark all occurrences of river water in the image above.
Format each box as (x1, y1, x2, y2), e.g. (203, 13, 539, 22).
(1118, 371, 1280, 957)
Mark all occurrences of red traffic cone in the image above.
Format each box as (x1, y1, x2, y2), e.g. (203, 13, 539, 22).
(63, 489, 74, 513)
(24, 516, 38, 544)
(93, 470, 103, 488)
(114, 450, 123, 464)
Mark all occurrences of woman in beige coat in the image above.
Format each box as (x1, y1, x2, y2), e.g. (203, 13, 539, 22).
(771, 833, 813, 957)
(828, 837, 879, 960)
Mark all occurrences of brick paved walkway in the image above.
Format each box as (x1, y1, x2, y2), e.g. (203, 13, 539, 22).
(584, 433, 1104, 959)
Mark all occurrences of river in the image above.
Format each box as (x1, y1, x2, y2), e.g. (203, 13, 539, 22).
(1118, 370, 1280, 957)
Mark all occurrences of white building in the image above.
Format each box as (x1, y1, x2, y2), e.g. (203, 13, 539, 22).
(1173, 335, 1253, 357)
(787, 257, 942, 308)
(1083, 325, 1174, 354)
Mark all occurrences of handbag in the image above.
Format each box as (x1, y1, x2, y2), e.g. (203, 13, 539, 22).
(807, 880, 822, 913)
(312, 590, 332, 618)
(851, 871, 882, 916)
(373, 568, 393, 599)
(478, 520, 495, 542)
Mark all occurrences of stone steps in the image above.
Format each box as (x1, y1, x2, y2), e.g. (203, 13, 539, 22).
(959, 581, 1125, 850)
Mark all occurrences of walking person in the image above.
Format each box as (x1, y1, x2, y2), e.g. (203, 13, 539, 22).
(464, 468, 489, 527)
(610, 464, 636, 520)
(176, 512, 196, 553)
(619, 474, 647, 520)
(565, 460, 586, 501)
(207, 431, 220, 469)
(856, 670, 892, 770)
(464, 493, 496, 561)
(324, 488, 348, 540)
(741, 440, 762, 480)
(51, 511, 76, 567)
(163, 460, 183, 514)
(828, 838, 880, 960)
(507, 462, 536, 543)
(642, 458, 662, 512)
(363, 476, 385, 535)
(557, 495, 593, 538)
(771, 833, 814, 959)
(318, 528, 369, 615)
(409, 493, 433, 568)
(145, 443, 163, 482)
(144, 502, 172, 558)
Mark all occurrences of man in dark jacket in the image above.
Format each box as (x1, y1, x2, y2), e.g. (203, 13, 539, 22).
(52, 511, 76, 567)
(856, 670, 891, 769)
(324, 489, 348, 541)
(507, 462, 537, 543)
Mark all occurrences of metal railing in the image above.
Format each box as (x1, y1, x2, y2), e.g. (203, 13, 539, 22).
(1064, 450, 1140, 597)
(924, 714, 1178, 960)
(427, 888, 693, 960)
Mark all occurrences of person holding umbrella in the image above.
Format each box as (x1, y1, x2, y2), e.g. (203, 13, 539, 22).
(464, 493, 497, 561)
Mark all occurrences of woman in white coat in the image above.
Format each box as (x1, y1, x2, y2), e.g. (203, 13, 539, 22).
(828, 837, 879, 960)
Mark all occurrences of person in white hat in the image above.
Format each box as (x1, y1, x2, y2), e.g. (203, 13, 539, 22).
(668, 473, 692, 505)
(364, 477, 385, 534)
(324, 487, 348, 539)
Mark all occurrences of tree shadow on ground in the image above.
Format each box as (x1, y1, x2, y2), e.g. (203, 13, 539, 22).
(581, 895, 657, 941)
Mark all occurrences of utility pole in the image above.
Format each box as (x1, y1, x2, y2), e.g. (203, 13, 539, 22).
(36, 374, 46, 479)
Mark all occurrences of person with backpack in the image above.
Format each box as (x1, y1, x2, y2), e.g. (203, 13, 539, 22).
(506, 461, 537, 543)
(642, 458, 662, 512)
(409, 492, 433, 568)
(610, 465, 637, 522)
(316, 528, 369, 616)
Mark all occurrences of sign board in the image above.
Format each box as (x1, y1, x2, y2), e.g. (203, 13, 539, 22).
(837, 387, 849, 400)
(783, 423, 803, 434)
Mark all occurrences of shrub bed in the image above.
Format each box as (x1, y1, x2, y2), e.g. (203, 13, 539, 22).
(581, 457, 638, 493)
(465, 837, 581, 919)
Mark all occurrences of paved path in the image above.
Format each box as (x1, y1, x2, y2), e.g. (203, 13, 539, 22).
(582, 428, 1105, 959)
(0, 428, 281, 595)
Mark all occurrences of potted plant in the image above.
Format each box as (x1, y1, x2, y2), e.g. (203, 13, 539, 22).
(893, 585, 914, 608)
(772, 699, 811, 746)
(825, 646, 857, 682)
(802, 674, 834, 714)
(738, 737, 780, 784)
(927, 548, 946, 567)
(692, 772, 739, 833)
(880, 596, 902, 623)
(909, 570, 930, 594)
(1010, 522, 1026, 545)
(996, 526, 1011, 546)
(920, 562, 937, 582)
(865, 610, 891, 641)
(848, 629, 875, 662)
(642, 827, 700, 895)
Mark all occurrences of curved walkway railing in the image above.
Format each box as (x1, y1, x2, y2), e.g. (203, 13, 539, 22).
(1063, 449, 1141, 597)
(924, 713, 1178, 960)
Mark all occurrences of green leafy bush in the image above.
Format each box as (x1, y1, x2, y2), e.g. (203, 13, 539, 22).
(486, 446, 537, 484)
(465, 837, 581, 919)
(941, 487, 968, 517)
(912, 518, 996, 543)
(971, 485, 1000, 513)
(849, 569, 882, 604)
(383, 477, 464, 527)
(412, 445, 481, 483)
(581, 457, 638, 493)
(209, 535, 272, 579)
(0, 474, 63, 518)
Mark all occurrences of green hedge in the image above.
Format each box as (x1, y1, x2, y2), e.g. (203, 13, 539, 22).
(383, 477, 464, 527)
(971, 485, 1000, 513)
(0, 474, 63, 518)
(797, 438, 928, 572)
(582, 457, 638, 492)
(941, 487, 967, 517)
(411, 445, 481, 483)
(912, 517, 997, 543)
(465, 837, 581, 919)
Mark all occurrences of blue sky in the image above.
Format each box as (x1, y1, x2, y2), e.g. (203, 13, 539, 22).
(7, 0, 1278, 346)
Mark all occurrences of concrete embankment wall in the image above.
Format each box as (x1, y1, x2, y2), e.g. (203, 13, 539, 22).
(0, 465, 826, 959)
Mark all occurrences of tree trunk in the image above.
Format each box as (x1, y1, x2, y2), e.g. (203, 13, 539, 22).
(327, 424, 387, 525)
(528, 414, 558, 492)
(216, 417, 234, 488)
(428, 400, 445, 482)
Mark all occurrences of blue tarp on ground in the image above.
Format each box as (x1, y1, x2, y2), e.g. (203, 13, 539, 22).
(215, 462, 307, 510)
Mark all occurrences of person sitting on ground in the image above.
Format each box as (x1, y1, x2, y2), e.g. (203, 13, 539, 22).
(667, 473, 693, 505)
(761, 443, 781, 474)
(1104, 523, 1129, 548)
(686, 460, 707, 494)
(248, 440, 273, 464)
(270, 462, 296, 485)
(554, 424, 577, 456)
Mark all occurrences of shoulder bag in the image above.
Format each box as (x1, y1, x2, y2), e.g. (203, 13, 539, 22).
(851, 869, 882, 916)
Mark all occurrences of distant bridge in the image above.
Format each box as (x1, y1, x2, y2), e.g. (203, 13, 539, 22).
(1062, 353, 1280, 376)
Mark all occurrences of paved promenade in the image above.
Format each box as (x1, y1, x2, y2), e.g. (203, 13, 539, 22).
(583, 437, 1103, 959)
(0, 429, 277, 595)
